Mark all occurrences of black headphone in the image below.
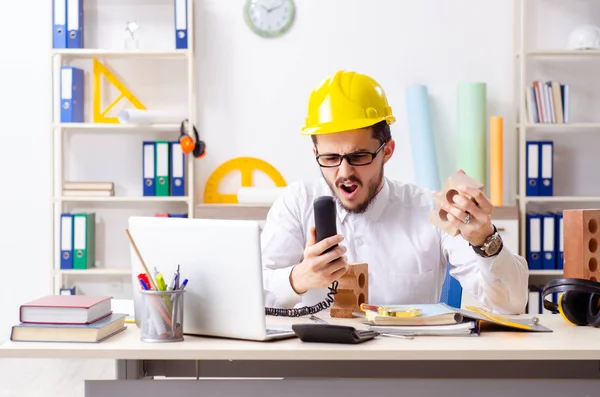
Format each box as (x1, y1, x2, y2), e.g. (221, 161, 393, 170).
(542, 278, 600, 327)
(179, 119, 206, 158)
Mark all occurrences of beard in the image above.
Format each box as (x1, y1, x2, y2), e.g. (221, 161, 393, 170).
(322, 162, 385, 214)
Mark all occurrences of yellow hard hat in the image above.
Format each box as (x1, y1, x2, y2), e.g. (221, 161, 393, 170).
(301, 70, 395, 136)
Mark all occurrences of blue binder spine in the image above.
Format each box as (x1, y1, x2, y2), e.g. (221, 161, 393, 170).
(60, 213, 73, 269)
(170, 141, 185, 196)
(526, 141, 540, 196)
(555, 212, 564, 269)
(66, 0, 84, 48)
(60, 66, 84, 123)
(540, 141, 553, 196)
(174, 0, 188, 49)
(143, 141, 156, 196)
(53, 0, 67, 48)
(527, 213, 542, 270)
(542, 213, 556, 270)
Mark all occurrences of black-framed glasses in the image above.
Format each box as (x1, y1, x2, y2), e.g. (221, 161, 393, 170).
(315, 142, 386, 168)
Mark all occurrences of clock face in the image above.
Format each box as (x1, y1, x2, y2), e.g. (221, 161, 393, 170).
(244, 0, 295, 38)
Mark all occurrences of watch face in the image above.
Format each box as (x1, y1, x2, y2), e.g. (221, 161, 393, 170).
(244, 0, 295, 38)
(484, 234, 502, 255)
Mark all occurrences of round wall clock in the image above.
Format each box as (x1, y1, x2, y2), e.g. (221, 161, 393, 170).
(244, 0, 296, 38)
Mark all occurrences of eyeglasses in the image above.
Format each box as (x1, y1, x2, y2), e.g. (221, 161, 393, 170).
(315, 142, 386, 168)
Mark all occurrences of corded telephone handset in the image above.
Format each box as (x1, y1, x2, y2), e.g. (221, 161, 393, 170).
(265, 196, 340, 317)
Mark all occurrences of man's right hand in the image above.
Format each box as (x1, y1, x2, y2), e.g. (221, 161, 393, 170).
(289, 227, 348, 294)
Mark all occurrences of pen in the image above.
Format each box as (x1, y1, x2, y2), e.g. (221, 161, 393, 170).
(175, 264, 180, 290)
(167, 272, 177, 291)
(179, 279, 188, 290)
(139, 278, 149, 290)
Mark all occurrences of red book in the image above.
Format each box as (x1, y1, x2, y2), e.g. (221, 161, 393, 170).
(19, 295, 112, 325)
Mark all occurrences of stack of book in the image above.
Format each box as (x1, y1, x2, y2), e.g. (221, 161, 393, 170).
(9, 295, 126, 343)
(63, 181, 114, 197)
(525, 80, 569, 124)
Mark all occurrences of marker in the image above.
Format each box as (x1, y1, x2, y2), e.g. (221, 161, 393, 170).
(156, 273, 167, 291)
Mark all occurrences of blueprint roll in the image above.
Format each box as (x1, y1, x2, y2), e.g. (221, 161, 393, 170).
(237, 187, 286, 205)
(117, 109, 187, 124)
(457, 82, 487, 188)
(406, 84, 440, 190)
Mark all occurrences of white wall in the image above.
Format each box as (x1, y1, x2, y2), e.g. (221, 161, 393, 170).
(0, 1, 516, 396)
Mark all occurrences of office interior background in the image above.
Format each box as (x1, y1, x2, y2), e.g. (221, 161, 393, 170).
(1, 0, 599, 395)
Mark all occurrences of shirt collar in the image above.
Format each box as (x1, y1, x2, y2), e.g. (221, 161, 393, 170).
(319, 177, 391, 224)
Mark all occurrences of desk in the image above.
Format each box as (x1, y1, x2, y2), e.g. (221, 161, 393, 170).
(1, 314, 599, 397)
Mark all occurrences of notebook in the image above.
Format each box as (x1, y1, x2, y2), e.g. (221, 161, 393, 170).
(10, 313, 127, 343)
(19, 295, 112, 324)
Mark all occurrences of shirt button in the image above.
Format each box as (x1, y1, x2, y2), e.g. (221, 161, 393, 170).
(356, 238, 363, 246)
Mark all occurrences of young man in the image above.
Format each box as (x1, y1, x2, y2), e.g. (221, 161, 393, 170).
(261, 70, 528, 315)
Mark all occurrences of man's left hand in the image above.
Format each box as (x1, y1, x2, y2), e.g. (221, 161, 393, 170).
(441, 185, 495, 247)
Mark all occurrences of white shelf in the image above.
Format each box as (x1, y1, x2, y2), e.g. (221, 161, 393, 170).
(54, 196, 191, 203)
(529, 270, 563, 276)
(52, 49, 189, 59)
(520, 123, 600, 130)
(525, 50, 600, 57)
(518, 196, 600, 203)
(50, 0, 197, 294)
(54, 123, 181, 131)
(54, 268, 132, 276)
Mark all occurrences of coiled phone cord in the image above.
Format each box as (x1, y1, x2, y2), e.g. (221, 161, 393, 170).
(264, 281, 339, 317)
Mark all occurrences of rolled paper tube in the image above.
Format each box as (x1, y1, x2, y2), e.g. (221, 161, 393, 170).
(405, 85, 440, 191)
(237, 187, 286, 205)
(118, 108, 187, 124)
(490, 116, 503, 206)
(457, 82, 487, 190)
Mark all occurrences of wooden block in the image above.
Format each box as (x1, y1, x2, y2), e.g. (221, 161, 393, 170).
(563, 209, 600, 282)
(330, 263, 368, 318)
(429, 170, 484, 236)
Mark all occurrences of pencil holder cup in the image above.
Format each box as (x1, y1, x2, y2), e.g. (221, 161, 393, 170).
(139, 289, 185, 343)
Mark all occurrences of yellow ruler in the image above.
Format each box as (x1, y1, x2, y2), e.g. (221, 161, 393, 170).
(92, 57, 146, 123)
(204, 157, 286, 204)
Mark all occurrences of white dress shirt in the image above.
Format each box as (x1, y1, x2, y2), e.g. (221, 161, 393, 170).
(261, 176, 529, 315)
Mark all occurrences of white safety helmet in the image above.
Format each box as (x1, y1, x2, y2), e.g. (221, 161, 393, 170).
(567, 24, 600, 50)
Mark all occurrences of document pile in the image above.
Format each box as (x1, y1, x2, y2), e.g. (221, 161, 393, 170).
(359, 303, 552, 337)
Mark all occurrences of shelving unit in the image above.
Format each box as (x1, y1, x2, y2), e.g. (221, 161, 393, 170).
(50, 0, 196, 295)
(514, 0, 600, 282)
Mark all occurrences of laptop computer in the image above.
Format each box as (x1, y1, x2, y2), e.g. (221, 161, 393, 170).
(127, 216, 296, 341)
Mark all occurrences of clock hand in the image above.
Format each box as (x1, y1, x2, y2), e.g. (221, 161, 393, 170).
(266, 1, 284, 13)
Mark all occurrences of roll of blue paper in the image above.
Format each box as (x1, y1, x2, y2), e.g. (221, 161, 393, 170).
(405, 84, 440, 191)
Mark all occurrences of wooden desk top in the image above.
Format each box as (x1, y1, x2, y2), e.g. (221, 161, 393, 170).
(1, 315, 598, 361)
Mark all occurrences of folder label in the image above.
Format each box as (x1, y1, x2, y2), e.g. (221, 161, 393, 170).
(66, 0, 83, 48)
(143, 142, 156, 196)
(155, 141, 170, 196)
(542, 214, 555, 269)
(175, 0, 188, 49)
(170, 142, 185, 196)
(60, 214, 73, 269)
(53, 0, 67, 48)
(540, 141, 553, 196)
(526, 141, 539, 196)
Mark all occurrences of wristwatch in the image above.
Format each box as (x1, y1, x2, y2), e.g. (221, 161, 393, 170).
(471, 225, 503, 258)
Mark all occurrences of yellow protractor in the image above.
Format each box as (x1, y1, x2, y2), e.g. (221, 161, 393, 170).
(203, 157, 286, 204)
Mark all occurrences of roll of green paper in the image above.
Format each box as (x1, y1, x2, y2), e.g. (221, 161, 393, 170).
(457, 82, 487, 188)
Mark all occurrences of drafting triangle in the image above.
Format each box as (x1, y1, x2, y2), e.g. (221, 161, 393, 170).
(92, 57, 146, 123)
